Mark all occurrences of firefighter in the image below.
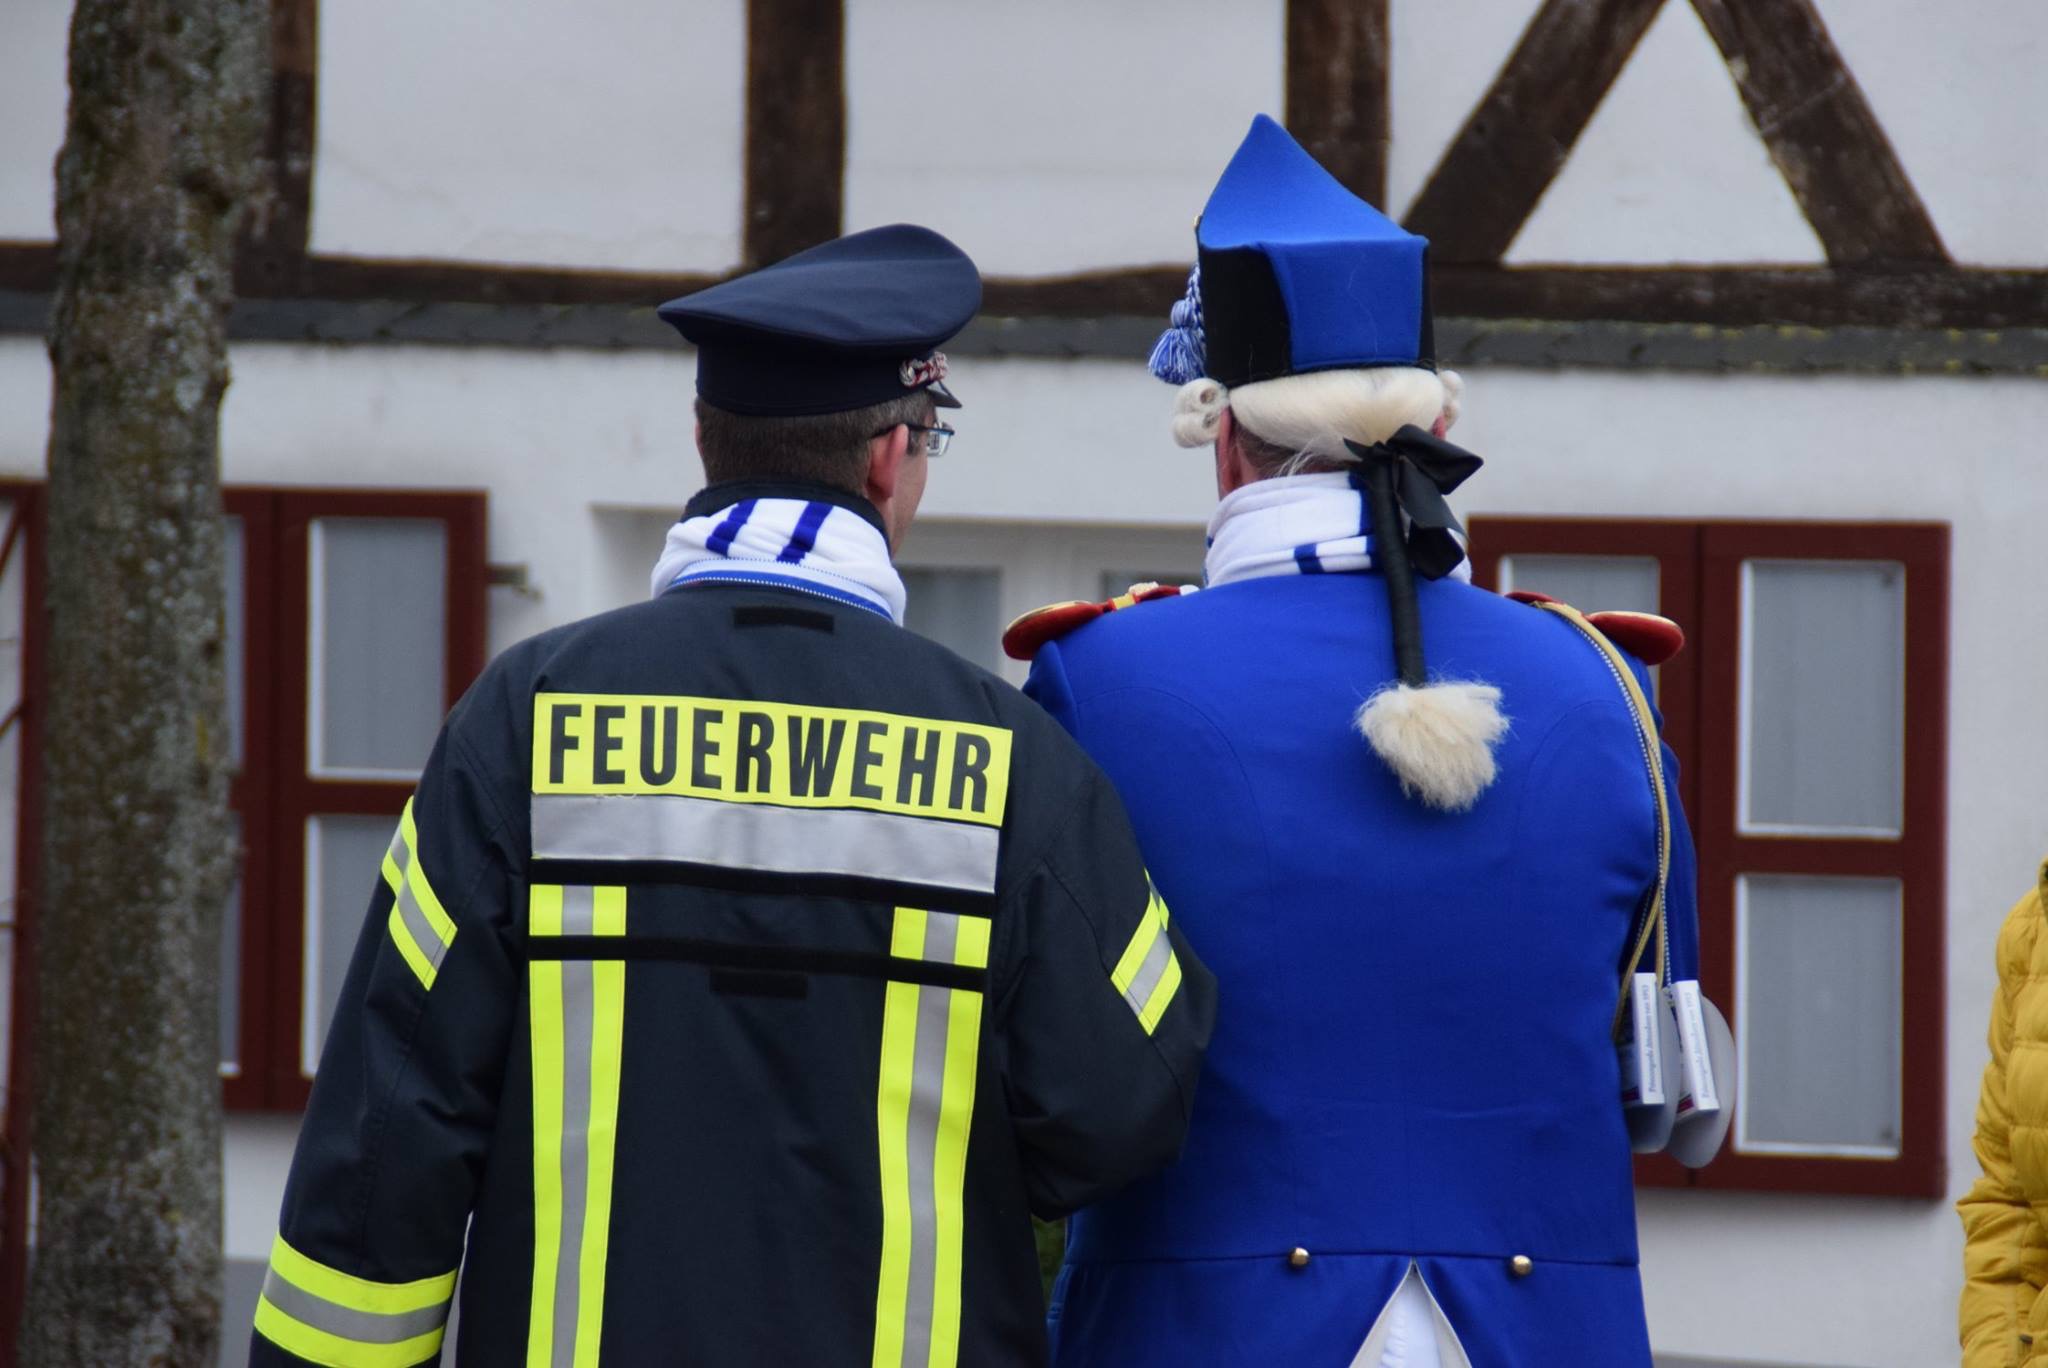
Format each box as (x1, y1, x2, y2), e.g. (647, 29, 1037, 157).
(250, 223, 1215, 1368)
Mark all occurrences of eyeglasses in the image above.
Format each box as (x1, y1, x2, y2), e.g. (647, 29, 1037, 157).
(875, 422, 954, 457)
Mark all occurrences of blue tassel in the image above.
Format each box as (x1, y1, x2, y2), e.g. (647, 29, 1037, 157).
(1146, 266, 1206, 384)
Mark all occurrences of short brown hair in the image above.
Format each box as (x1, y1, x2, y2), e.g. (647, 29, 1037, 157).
(695, 393, 935, 492)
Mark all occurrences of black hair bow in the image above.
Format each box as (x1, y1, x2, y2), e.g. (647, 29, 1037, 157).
(1344, 427, 1484, 582)
(1344, 426, 1485, 689)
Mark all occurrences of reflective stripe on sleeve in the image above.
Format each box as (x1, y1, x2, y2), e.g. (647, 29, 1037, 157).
(382, 797, 458, 990)
(529, 884, 628, 1368)
(252, 1234, 453, 1367)
(873, 907, 987, 1368)
(1109, 883, 1182, 1036)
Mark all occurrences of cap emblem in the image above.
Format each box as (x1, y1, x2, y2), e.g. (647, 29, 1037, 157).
(899, 351, 949, 389)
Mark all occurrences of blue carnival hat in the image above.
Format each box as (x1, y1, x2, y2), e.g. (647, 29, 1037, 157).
(1149, 115, 1434, 387)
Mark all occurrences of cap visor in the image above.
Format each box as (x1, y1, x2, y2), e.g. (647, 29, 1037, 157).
(927, 379, 961, 409)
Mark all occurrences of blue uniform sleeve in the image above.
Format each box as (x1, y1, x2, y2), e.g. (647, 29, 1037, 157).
(1022, 640, 1080, 737)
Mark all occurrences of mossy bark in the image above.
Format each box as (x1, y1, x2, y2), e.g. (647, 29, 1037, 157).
(21, 0, 264, 1363)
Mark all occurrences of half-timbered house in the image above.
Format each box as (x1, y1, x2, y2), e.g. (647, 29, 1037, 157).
(1, 0, 2044, 1362)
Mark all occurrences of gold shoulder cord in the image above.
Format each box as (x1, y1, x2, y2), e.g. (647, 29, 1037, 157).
(1531, 601, 1672, 1038)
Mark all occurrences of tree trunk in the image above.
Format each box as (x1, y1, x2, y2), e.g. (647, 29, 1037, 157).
(22, 0, 265, 1363)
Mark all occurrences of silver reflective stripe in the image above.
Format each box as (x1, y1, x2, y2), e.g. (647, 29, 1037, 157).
(1121, 925, 1175, 1019)
(899, 913, 958, 1366)
(387, 826, 452, 971)
(553, 885, 596, 1367)
(918, 911, 969, 961)
(531, 794, 999, 894)
(259, 1269, 449, 1345)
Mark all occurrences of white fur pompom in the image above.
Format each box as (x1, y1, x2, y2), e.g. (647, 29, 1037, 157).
(1353, 680, 1507, 812)
(1170, 378, 1230, 448)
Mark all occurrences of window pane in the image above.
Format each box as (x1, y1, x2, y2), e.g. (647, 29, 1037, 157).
(311, 519, 446, 776)
(220, 816, 242, 1075)
(1742, 560, 1904, 834)
(1738, 874, 1901, 1155)
(901, 568, 1001, 672)
(1498, 554, 1660, 615)
(224, 515, 245, 767)
(302, 814, 396, 1073)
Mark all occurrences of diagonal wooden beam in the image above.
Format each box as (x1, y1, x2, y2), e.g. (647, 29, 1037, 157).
(1285, 0, 1390, 208)
(742, 0, 844, 269)
(239, 0, 317, 295)
(1402, 0, 1669, 263)
(1689, 0, 1946, 265)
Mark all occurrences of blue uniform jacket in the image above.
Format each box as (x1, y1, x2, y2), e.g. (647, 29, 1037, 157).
(1026, 570, 1698, 1368)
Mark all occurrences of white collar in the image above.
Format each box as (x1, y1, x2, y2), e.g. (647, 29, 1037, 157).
(650, 495, 906, 622)
(1203, 472, 1470, 589)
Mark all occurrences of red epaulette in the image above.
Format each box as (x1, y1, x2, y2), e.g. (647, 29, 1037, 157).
(1506, 590, 1685, 666)
(1001, 582, 1191, 661)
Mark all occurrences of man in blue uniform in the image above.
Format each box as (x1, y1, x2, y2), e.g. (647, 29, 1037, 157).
(1009, 119, 1715, 1366)
(250, 224, 1214, 1367)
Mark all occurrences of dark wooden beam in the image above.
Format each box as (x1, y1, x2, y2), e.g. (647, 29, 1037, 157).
(10, 246, 2045, 334)
(1688, 0, 1946, 265)
(743, 0, 844, 269)
(1403, 0, 1668, 263)
(1428, 263, 2047, 329)
(240, 0, 318, 286)
(0, 244, 56, 294)
(1285, 0, 1390, 207)
(291, 254, 719, 307)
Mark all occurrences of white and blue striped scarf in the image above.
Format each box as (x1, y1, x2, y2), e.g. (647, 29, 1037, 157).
(1202, 471, 1471, 589)
(649, 496, 906, 623)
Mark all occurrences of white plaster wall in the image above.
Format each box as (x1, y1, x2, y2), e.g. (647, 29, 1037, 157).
(844, 0, 1284, 275)
(4, 336, 2046, 1365)
(1824, 0, 2048, 266)
(1506, 0, 1822, 265)
(310, 0, 745, 272)
(0, 0, 71, 240)
(1392, 0, 2047, 270)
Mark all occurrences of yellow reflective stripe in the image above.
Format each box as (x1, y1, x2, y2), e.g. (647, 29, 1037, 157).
(927, 936, 985, 1365)
(891, 906, 928, 960)
(266, 1235, 454, 1316)
(1137, 952, 1184, 1035)
(530, 693, 1013, 828)
(872, 976, 920, 1367)
(874, 907, 985, 1368)
(527, 884, 566, 1367)
(254, 1295, 444, 1368)
(953, 914, 990, 971)
(380, 797, 457, 991)
(576, 886, 628, 1368)
(385, 902, 436, 990)
(1110, 884, 1168, 996)
(398, 800, 458, 946)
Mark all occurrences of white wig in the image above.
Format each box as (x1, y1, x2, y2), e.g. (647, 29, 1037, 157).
(1170, 366, 1464, 455)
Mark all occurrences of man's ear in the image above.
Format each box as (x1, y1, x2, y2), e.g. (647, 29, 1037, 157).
(864, 423, 909, 508)
(1214, 407, 1254, 497)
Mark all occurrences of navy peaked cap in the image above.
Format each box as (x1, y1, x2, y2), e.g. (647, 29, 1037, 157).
(658, 224, 982, 417)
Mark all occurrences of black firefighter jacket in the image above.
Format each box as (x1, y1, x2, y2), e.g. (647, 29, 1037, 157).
(249, 575, 1216, 1368)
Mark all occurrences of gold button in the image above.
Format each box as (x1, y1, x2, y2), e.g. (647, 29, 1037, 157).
(1510, 1255, 1534, 1278)
(1288, 1247, 1310, 1269)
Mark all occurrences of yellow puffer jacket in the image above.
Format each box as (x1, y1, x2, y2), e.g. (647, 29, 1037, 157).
(1961, 863, 2048, 1366)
